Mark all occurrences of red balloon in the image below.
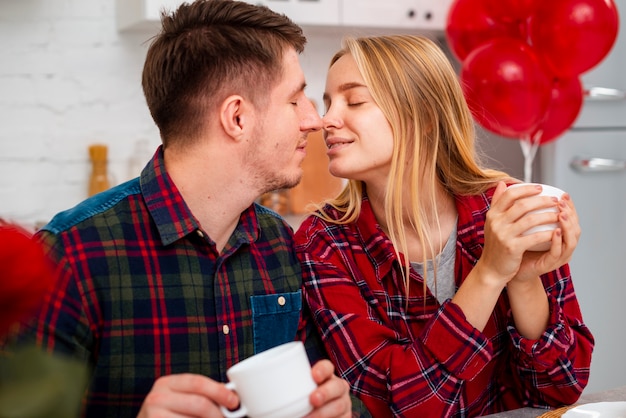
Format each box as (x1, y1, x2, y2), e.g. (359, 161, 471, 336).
(483, 0, 540, 23)
(461, 39, 552, 138)
(529, 0, 619, 77)
(532, 77, 584, 144)
(0, 225, 55, 337)
(446, 0, 527, 61)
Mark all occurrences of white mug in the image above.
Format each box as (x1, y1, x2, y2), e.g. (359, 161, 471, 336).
(507, 183, 565, 251)
(220, 341, 316, 418)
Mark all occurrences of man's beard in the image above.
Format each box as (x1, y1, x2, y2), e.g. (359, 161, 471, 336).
(259, 170, 302, 196)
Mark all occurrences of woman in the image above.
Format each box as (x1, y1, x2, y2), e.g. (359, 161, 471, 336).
(295, 35, 593, 417)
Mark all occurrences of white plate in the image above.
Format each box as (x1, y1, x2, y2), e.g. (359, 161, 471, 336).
(562, 402, 626, 417)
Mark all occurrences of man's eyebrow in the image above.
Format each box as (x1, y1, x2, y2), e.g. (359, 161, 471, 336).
(289, 81, 307, 97)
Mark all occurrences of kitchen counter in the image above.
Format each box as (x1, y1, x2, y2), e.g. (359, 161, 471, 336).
(481, 385, 626, 417)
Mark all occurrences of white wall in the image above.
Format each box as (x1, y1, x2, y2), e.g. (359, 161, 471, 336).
(0, 0, 529, 229)
(1, 0, 157, 228)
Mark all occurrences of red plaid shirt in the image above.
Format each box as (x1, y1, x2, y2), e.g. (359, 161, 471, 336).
(295, 190, 594, 418)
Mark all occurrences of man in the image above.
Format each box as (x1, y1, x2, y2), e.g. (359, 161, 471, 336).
(17, 1, 352, 417)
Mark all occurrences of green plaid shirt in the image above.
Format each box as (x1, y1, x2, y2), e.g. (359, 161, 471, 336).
(25, 146, 306, 417)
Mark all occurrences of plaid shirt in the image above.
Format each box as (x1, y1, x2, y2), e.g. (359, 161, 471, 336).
(23, 147, 307, 418)
(295, 190, 594, 418)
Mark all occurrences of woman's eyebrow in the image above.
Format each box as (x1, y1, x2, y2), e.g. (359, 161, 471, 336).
(323, 82, 367, 102)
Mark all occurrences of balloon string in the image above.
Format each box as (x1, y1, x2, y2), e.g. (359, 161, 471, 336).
(519, 133, 541, 183)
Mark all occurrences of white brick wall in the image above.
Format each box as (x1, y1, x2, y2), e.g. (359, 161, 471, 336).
(0, 0, 162, 228)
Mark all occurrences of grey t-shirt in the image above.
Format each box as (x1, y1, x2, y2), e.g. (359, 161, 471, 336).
(410, 221, 457, 304)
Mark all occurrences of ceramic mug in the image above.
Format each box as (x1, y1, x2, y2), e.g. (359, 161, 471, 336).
(508, 183, 566, 251)
(220, 341, 316, 418)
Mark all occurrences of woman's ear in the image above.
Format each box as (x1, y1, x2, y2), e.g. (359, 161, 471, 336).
(220, 95, 247, 141)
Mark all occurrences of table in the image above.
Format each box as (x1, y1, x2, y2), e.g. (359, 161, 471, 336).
(481, 385, 626, 417)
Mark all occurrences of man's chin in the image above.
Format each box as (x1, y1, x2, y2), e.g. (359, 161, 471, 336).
(263, 174, 302, 195)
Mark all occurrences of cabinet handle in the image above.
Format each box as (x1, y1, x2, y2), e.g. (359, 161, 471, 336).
(570, 157, 626, 173)
(584, 86, 626, 101)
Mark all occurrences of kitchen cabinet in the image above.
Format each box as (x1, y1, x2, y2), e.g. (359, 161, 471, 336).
(572, 26, 626, 128)
(116, 0, 450, 32)
(242, 0, 340, 26)
(342, 0, 452, 30)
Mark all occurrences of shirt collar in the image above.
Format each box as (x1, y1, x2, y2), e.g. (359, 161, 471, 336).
(140, 146, 261, 248)
(355, 190, 490, 281)
(140, 146, 199, 246)
(355, 195, 400, 282)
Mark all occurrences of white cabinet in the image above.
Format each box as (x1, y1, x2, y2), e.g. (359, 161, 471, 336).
(243, 0, 340, 26)
(342, 0, 452, 30)
(116, 0, 450, 32)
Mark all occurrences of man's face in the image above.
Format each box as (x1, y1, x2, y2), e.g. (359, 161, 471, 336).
(243, 48, 322, 194)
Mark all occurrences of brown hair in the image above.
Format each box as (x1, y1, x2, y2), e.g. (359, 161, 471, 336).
(142, 0, 306, 148)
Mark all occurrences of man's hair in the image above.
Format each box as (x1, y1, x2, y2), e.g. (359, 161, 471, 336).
(142, 0, 306, 148)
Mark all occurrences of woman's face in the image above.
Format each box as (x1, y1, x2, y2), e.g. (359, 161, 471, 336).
(322, 53, 394, 185)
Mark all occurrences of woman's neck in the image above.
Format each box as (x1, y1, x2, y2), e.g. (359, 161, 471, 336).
(368, 182, 458, 261)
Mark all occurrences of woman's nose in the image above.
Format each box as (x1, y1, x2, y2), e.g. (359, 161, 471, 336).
(322, 108, 342, 130)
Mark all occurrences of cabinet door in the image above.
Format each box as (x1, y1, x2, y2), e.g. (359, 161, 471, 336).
(342, 0, 451, 30)
(243, 0, 341, 26)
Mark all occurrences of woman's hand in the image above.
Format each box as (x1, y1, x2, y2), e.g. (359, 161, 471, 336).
(512, 191, 581, 284)
(306, 359, 352, 418)
(481, 181, 561, 285)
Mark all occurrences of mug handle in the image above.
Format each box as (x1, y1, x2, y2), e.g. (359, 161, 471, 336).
(219, 382, 248, 418)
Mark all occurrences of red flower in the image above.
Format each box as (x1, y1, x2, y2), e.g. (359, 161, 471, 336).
(0, 224, 55, 337)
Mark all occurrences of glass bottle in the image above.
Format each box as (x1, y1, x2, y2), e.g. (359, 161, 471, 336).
(88, 144, 111, 197)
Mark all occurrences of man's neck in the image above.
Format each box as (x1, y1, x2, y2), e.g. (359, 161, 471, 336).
(163, 143, 259, 253)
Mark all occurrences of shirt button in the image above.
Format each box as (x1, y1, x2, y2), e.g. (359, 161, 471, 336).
(277, 296, 286, 306)
(197, 230, 204, 238)
(222, 325, 230, 335)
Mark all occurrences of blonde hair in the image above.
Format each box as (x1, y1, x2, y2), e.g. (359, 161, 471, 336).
(316, 35, 512, 294)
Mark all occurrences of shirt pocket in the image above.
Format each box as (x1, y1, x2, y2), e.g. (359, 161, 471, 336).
(251, 290, 302, 354)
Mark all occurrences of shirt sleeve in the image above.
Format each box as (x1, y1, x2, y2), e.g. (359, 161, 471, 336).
(506, 263, 594, 407)
(35, 231, 93, 360)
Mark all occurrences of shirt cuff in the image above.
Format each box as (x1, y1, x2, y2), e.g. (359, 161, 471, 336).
(508, 294, 571, 371)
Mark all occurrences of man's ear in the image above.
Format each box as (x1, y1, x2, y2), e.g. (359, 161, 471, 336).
(220, 95, 247, 141)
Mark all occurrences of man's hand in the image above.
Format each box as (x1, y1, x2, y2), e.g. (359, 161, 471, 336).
(137, 374, 239, 418)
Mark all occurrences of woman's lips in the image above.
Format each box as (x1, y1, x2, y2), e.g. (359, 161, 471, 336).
(325, 137, 353, 150)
